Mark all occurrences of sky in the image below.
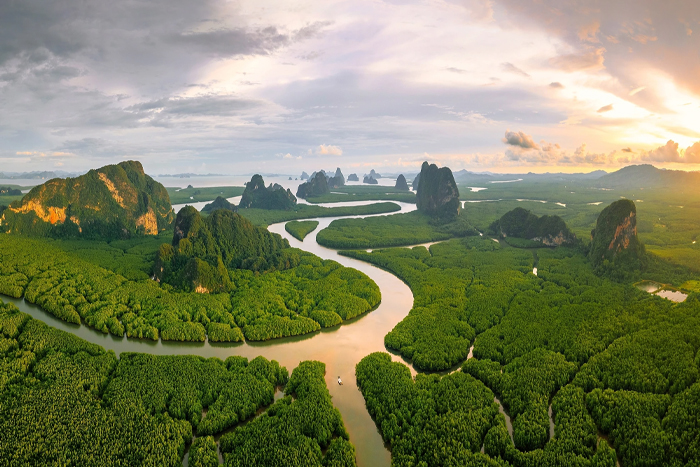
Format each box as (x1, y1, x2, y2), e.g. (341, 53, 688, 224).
(1, 0, 699, 175)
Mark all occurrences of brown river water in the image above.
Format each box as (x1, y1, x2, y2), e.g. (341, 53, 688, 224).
(4, 201, 424, 467)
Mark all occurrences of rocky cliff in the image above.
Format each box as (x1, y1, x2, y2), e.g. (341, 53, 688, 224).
(363, 175, 378, 184)
(490, 207, 576, 246)
(395, 174, 409, 191)
(416, 161, 460, 220)
(296, 171, 330, 199)
(347, 173, 359, 182)
(239, 175, 296, 210)
(155, 206, 293, 292)
(328, 167, 345, 188)
(589, 199, 643, 268)
(0, 160, 173, 238)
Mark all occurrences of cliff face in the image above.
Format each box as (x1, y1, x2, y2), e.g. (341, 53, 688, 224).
(0, 160, 173, 238)
(296, 171, 330, 199)
(156, 206, 292, 292)
(395, 174, 409, 191)
(589, 199, 642, 268)
(491, 207, 576, 246)
(328, 168, 345, 188)
(239, 175, 296, 210)
(416, 161, 460, 220)
(412, 173, 421, 191)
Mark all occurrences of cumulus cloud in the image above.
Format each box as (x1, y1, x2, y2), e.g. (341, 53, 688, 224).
(637, 140, 700, 163)
(597, 104, 613, 113)
(502, 130, 539, 149)
(685, 142, 700, 163)
(315, 144, 343, 156)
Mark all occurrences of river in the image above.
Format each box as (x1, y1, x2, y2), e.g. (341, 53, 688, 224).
(3, 201, 424, 467)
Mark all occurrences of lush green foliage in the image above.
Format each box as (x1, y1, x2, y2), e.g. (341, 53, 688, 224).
(239, 175, 297, 210)
(220, 360, 357, 467)
(156, 207, 293, 291)
(344, 237, 533, 370)
(285, 220, 320, 241)
(0, 186, 22, 196)
(0, 301, 356, 465)
(1, 160, 174, 239)
(589, 199, 643, 274)
(167, 186, 244, 205)
(356, 352, 507, 467)
(489, 207, 576, 246)
(0, 234, 239, 342)
(318, 211, 478, 249)
(238, 202, 401, 227)
(229, 251, 381, 340)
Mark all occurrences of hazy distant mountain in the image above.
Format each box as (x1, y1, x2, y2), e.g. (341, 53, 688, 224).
(0, 171, 81, 180)
(157, 173, 225, 178)
(453, 169, 607, 185)
(595, 164, 700, 190)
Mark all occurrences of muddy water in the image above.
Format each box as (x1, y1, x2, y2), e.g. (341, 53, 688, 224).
(4, 201, 420, 467)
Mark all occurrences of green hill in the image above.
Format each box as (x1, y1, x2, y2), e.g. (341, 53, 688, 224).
(589, 199, 643, 272)
(490, 207, 576, 246)
(0, 161, 173, 238)
(155, 207, 293, 292)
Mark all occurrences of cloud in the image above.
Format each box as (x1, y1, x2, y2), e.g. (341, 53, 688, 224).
(502, 130, 539, 149)
(685, 142, 700, 163)
(621, 147, 634, 153)
(629, 86, 646, 96)
(597, 104, 613, 113)
(500, 62, 530, 77)
(640, 140, 680, 162)
(550, 47, 606, 72)
(316, 144, 343, 156)
(549, 82, 564, 88)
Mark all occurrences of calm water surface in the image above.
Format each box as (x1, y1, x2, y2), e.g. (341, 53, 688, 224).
(5, 201, 421, 467)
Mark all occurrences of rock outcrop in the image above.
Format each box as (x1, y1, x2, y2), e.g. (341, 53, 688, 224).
(363, 175, 378, 185)
(589, 199, 643, 268)
(239, 175, 296, 210)
(368, 169, 382, 179)
(201, 196, 237, 213)
(395, 174, 409, 191)
(347, 173, 359, 182)
(0, 160, 173, 238)
(490, 207, 576, 246)
(412, 173, 421, 191)
(328, 168, 345, 188)
(300, 171, 309, 180)
(296, 171, 330, 199)
(416, 162, 460, 220)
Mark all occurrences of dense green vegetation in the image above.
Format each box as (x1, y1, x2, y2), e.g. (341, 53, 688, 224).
(239, 175, 296, 210)
(489, 207, 576, 246)
(318, 211, 478, 249)
(349, 233, 700, 467)
(345, 237, 533, 371)
(220, 360, 357, 466)
(1, 161, 174, 239)
(285, 220, 320, 241)
(156, 207, 292, 291)
(0, 186, 22, 196)
(238, 202, 401, 227)
(0, 301, 355, 465)
(306, 192, 416, 204)
(0, 231, 379, 342)
(167, 186, 244, 205)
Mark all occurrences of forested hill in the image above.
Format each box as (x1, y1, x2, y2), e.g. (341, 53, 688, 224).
(0, 160, 174, 239)
(155, 206, 293, 292)
(490, 207, 577, 246)
(595, 164, 700, 190)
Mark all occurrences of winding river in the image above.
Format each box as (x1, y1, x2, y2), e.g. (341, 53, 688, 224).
(4, 201, 423, 467)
